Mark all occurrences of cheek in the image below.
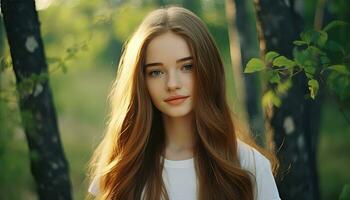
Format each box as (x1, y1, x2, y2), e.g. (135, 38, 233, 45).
(146, 80, 161, 101)
(184, 74, 194, 92)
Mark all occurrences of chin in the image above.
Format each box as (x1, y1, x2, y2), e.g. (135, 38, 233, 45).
(161, 108, 193, 118)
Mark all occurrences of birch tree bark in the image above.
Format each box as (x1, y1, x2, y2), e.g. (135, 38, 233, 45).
(253, 0, 320, 199)
(1, 0, 72, 199)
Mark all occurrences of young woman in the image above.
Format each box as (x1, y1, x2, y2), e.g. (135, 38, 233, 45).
(88, 6, 280, 200)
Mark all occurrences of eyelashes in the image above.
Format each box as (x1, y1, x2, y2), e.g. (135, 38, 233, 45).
(147, 63, 193, 78)
(148, 70, 164, 77)
(182, 64, 193, 71)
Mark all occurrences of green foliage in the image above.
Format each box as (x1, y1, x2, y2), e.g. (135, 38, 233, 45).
(308, 79, 319, 99)
(262, 90, 281, 107)
(244, 20, 350, 107)
(269, 71, 281, 84)
(0, 1, 348, 200)
(244, 58, 265, 73)
(323, 20, 349, 32)
(16, 73, 48, 98)
(272, 56, 295, 69)
(265, 51, 279, 63)
(47, 38, 90, 74)
(0, 56, 12, 72)
(326, 65, 350, 75)
(340, 185, 350, 200)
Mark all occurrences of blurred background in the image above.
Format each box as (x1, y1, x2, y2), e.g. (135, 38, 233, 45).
(0, 0, 349, 199)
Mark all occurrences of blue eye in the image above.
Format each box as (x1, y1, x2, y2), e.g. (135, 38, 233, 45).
(148, 70, 163, 77)
(146, 64, 192, 77)
(183, 64, 193, 71)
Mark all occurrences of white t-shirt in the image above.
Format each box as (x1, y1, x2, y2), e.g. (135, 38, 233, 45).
(88, 140, 281, 200)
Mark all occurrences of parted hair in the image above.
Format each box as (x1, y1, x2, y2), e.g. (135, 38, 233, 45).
(88, 6, 278, 200)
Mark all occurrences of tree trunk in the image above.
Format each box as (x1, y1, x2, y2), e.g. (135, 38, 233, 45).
(1, 0, 72, 199)
(225, 0, 248, 117)
(226, 0, 264, 145)
(0, 16, 5, 56)
(253, 0, 320, 199)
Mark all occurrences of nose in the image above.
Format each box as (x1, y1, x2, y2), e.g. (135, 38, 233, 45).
(166, 69, 181, 91)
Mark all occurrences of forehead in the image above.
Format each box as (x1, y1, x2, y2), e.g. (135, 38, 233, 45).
(145, 31, 192, 64)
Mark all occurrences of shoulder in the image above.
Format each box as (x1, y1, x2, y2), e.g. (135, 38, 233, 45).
(237, 139, 271, 174)
(88, 176, 100, 197)
(237, 140, 281, 200)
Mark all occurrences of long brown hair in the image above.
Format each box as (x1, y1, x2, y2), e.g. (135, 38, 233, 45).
(88, 6, 278, 200)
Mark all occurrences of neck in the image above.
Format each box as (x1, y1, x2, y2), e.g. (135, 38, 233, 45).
(163, 113, 195, 160)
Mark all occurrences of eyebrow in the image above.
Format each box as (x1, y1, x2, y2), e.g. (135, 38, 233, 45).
(144, 56, 193, 68)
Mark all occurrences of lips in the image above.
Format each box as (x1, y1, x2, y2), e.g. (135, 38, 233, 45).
(164, 95, 189, 102)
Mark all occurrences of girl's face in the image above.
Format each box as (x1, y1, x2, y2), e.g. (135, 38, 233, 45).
(145, 31, 194, 118)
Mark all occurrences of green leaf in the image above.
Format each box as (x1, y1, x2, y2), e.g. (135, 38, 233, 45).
(300, 30, 314, 45)
(66, 47, 78, 54)
(308, 79, 319, 99)
(273, 56, 295, 69)
(262, 90, 281, 108)
(293, 40, 308, 46)
(0, 56, 13, 72)
(293, 48, 308, 67)
(316, 31, 328, 47)
(325, 40, 345, 55)
(309, 46, 326, 56)
(328, 65, 350, 75)
(81, 43, 89, 51)
(323, 20, 349, 32)
(276, 79, 292, 95)
(58, 62, 68, 74)
(269, 71, 281, 84)
(36, 73, 49, 83)
(327, 72, 350, 101)
(272, 95, 281, 107)
(300, 30, 328, 47)
(265, 51, 280, 63)
(320, 56, 331, 65)
(244, 58, 265, 73)
(300, 30, 318, 45)
(47, 57, 61, 64)
(304, 65, 316, 78)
